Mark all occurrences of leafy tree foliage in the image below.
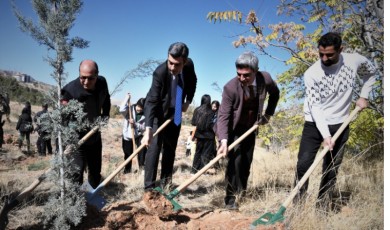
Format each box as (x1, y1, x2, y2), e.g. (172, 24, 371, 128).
(207, 0, 383, 155)
(346, 106, 384, 162)
(258, 105, 304, 153)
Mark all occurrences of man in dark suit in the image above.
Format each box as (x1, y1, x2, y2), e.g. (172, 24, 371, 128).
(142, 42, 197, 190)
(217, 51, 280, 210)
(61, 59, 111, 189)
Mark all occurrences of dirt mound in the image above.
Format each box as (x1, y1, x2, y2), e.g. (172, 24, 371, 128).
(142, 190, 176, 216)
(76, 200, 279, 230)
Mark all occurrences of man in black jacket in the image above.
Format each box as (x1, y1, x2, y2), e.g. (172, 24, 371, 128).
(61, 59, 111, 189)
(142, 42, 197, 190)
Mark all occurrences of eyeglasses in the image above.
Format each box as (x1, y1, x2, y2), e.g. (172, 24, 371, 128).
(237, 72, 252, 78)
(79, 75, 97, 81)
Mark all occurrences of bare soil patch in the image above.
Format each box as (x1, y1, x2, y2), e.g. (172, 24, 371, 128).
(75, 201, 265, 230)
(1, 115, 276, 230)
(142, 190, 176, 217)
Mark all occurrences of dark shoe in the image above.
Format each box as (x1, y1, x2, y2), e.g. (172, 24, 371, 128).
(225, 203, 239, 210)
(315, 198, 331, 213)
(159, 177, 172, 189)
(293, 191, 308, 205)
(159, 181, 171, 190)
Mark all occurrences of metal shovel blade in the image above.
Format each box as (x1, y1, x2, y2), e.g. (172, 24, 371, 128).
(153, 187, 182, 211)
(86, 191, 106, 210)
(250, 206, 286, 227)
(81, 181, 106, 210)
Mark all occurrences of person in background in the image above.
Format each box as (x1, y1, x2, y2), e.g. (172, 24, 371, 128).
(34, 103, 52, 156)
(191, 94, 216, 173)
(1, 93, 11, 122)
(61, 59, 111, 189)
(0, 94, 8, 150)
(211, 100, 220, 124)
(142, 42, 197, 191)
(0, 116, 4, 151)
(216, 51, 280, 210)
(294, 32, 377, 208)
(119, 94, 146, 174)
(185, 131, 193, 157)
(16, 102, 34, 153)
(211, 100, 221, 167)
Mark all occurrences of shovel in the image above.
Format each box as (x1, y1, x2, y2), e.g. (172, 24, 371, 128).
(251, 106, 361, 227)
(154, 123, 260, 211)
(84, 118, 172, 209)
(128, 94, 139, 172)
(0, 126, 99, 230)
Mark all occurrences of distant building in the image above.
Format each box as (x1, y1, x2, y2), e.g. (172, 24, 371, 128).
(13, 73, 35, 83)
(0, 69, 39, 84)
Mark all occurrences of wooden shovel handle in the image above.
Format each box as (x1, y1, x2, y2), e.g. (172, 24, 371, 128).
(99, 118, 172, 187)
(128, 98, 139, 168)
(176, 123, 260, 193)
(282, 106, 361, 208)
(77, 126, 100, 147)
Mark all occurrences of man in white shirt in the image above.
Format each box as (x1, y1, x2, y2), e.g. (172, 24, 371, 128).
(295, 32, 377, 208)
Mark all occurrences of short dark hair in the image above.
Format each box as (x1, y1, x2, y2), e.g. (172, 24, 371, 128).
(136, 98, 145, 108)
(211, 100, 220, 108)
(168, 42, 189, 60)
(318, 32, 342, 50)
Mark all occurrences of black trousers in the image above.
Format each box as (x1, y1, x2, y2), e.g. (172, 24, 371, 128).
(295, 121, 349, 200)
(0, 126, 3, 148)
(36, 134, 52, 155)
(72, 135, 102, 189)
(191, 138, 216, 173)
(144, 118, 181, 190)
(122, 138, 135, 173)
(225, 125, 256, 205)
(122, 136, 146, 173)
(18, 131, 31, 151)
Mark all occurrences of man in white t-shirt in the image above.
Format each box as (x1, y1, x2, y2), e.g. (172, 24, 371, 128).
(295, 32, 377, 208)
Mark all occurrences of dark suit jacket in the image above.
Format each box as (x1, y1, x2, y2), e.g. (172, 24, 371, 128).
(61, 76, 111, 145)
(144, 58, 197, 127)
(216, 71, 280, 141)
(61, 76, 111, 120)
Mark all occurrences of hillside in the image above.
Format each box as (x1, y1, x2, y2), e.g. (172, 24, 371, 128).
(0, 70, 55, 106)
(0, 70, 55, 91)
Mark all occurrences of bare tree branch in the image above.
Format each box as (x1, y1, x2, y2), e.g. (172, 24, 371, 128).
(110, 59, 162, 97)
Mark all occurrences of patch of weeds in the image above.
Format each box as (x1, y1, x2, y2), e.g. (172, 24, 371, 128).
(28, 161, 49, 171)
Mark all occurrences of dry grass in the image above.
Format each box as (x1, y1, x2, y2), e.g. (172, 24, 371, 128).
(101, 128, 383, 229)
(0, 103, 384, 229)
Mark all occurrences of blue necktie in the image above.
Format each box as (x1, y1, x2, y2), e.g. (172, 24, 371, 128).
(174, 75, 183, 126)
